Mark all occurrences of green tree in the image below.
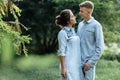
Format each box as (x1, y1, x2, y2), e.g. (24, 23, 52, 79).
(93, 1, 120, 45)
(0, 0, 31, 66)
(17, 0, 59, 54)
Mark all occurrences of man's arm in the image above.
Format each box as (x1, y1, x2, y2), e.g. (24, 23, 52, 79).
(87, 23, 104, 67)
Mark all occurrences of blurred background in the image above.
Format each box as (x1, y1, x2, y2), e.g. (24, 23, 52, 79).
(0, 0, 120, 80)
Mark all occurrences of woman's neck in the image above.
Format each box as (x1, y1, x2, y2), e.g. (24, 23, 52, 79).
(66, 24, 72, 28)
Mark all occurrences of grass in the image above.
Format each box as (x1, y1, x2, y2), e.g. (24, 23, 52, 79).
(0, 54, 120, 80)
(96, 59, 120, 80)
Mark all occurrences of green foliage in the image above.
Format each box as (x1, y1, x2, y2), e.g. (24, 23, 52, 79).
(0, 0, 31, 67)
(104, 31, 118, 44)
(93, 1, 120, 45)
(0, 0, 31, 55)
(0, 0, 8, 16)
(101, 49, 120, 63)
(17, 1, 59, 54)
(101, 50, 117, 60)
(0, 0, 21, 16)
(116, 53, 120, 62)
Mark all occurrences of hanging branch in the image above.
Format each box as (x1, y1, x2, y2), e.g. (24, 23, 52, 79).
(0, 0, 31, 55)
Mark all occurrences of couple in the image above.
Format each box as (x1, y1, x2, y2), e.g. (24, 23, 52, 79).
(56, 1, 104, 80)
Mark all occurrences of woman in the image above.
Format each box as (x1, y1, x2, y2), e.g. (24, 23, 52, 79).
(56, 9, 82, 80)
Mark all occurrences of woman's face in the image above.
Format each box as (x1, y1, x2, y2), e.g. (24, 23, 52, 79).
(68, 11, 76, 25)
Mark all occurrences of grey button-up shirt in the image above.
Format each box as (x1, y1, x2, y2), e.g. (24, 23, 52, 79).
(77, 17, 104, 67)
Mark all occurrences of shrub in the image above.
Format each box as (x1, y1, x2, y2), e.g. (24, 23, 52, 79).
(101, 50, 117, 60)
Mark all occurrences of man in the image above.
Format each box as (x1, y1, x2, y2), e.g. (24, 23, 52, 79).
(77, 1, 104, 80)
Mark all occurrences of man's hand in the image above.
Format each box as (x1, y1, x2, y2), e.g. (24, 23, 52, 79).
(83, 63, 90, 71)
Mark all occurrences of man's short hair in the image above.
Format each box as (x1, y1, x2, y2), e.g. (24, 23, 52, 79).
(79, 1, 94, 10)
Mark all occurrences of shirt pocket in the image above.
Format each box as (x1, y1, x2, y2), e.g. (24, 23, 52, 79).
(85, 29, 95, 42)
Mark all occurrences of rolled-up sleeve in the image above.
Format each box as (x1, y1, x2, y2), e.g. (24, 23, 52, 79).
(58, 31, 67, 56)
(88, 24, 104, 67)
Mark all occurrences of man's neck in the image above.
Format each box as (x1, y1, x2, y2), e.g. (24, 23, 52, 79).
(84, 15, 91, 21)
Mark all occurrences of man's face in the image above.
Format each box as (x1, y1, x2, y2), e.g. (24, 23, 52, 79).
(79, 7, 89, 19)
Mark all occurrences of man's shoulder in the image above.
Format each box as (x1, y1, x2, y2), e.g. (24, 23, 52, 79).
(92, 19, 101, 27)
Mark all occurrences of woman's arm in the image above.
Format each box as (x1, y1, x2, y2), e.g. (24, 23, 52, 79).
(58, 30, 67, 78)
(60, 56, 67, 78)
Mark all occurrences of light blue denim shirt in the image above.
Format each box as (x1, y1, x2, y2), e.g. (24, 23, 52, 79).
(58, 27, 82, 80)
(77, 17, 104, 67)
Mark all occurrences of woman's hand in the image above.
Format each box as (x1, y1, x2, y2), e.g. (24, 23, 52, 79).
(61, 69, 67, 78)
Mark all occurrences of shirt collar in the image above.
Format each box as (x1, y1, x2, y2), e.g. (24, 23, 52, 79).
(83, 17, 94, 24)
(63, 26, 73, 32)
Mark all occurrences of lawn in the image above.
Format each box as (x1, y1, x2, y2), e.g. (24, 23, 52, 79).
(0, 54, 120, 80)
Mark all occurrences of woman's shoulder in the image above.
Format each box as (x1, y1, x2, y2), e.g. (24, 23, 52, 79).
(58, 29, 66, 34)
(58, 29, 67, 37)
